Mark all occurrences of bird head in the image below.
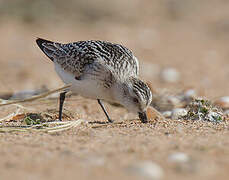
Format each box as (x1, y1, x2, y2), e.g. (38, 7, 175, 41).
(116, 77, 152, 123)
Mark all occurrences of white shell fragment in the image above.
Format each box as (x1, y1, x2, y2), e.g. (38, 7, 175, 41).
(183, 89, 196, 100)
(162, 111, 172, 118)
(206, 111, 223, 122)
(171, 108, 188, 119)
(168, 152, 190, 163)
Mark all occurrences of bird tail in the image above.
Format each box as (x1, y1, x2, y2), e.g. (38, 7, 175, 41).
(36, 38, 63, 62)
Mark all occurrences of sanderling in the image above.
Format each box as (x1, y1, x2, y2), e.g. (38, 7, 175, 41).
(36, 38, 152, 123)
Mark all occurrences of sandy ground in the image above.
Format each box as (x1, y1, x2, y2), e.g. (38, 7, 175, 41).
(0, 98, 228, 180)
(0, 1, 229, 179)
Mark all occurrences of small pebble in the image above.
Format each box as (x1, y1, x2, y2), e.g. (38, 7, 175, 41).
(127, 161, 163, 180)
(167, 96, 181, 106)
(224, 110, 229, 115)
(171, 108, 187, 119)
(160, 68, 180, 83)
(162, 111, 172, 118)
(168, 152, 190, 163)
(168, 153, 197, 173)
(206, 111, 222, 122)
(183, 89, 196, 99)
(215, 96, 229, 109)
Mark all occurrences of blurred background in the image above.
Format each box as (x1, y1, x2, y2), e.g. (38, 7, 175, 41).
(0, 0, 229, 98)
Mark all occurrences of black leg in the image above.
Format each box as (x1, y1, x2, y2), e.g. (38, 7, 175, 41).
(97, 99, 113, 123)
(59, 92, 67, 121)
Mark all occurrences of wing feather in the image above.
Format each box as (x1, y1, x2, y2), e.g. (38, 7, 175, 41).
(36, 38, 139, 79)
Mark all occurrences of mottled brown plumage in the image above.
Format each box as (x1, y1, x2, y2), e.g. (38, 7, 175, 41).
(36, 38, 152, 123)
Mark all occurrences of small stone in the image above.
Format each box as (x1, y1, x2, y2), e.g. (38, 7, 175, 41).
(215, 96, 229, 110)
(167, 96, 181, 107)
(224, 110, 229, 115)
(183, 89, 196, 99)
(206, 111, 223, 122)
(162, 111, 172, 118)
(168, 153, 197, 173)
(127, 161, 163, 180)
(168, 152, 190, 163)
(171, 108, 187, 119)
(160, 68, 180, 83)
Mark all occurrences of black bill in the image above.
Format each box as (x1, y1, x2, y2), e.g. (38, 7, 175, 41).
(138, 111, 148, 123)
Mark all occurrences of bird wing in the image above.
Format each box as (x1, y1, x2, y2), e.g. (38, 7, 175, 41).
(36, 38, 139, 79)
(36, 38, 97, 78)
(77, 40, 139, 78)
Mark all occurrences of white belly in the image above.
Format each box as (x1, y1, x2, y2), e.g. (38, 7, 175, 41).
(54, 64, 113, 100)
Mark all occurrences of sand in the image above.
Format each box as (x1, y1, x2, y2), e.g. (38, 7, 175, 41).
(0, 1, 229, 179)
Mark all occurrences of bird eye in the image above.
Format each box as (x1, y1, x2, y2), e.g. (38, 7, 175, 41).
(133, 97, 139, 103)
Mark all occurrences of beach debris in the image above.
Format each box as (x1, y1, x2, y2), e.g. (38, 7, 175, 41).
(151, 89, 194, 112)
(0, 84, 85, 133)
(23, 113, 45, 125)
(151, 93, 183, 112)
(0, 84, 71, 107)
(184, 98, 223, 122)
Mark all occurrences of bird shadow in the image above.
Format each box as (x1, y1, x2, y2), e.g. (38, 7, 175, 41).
(88, 120, 113, 125)
(88, 118, 140, 125)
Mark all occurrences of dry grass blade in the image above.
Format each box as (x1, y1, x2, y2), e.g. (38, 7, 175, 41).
(0, 119, 85, 133)
(0, 84, 71, 107)
(45, 119, 85, 133)
(0, 83, 86, 134)
(0, 127, 29, 133)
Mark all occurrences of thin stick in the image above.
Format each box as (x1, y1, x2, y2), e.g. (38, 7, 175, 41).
(0, 84, 71, 107)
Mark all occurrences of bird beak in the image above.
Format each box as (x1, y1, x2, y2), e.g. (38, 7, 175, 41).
(138, 111, 148, 123)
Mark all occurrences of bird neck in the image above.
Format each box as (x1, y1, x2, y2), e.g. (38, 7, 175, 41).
(111, 78, 131, 106)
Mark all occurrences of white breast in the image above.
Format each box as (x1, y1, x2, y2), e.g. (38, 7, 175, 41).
(54, 64, 113, 100)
